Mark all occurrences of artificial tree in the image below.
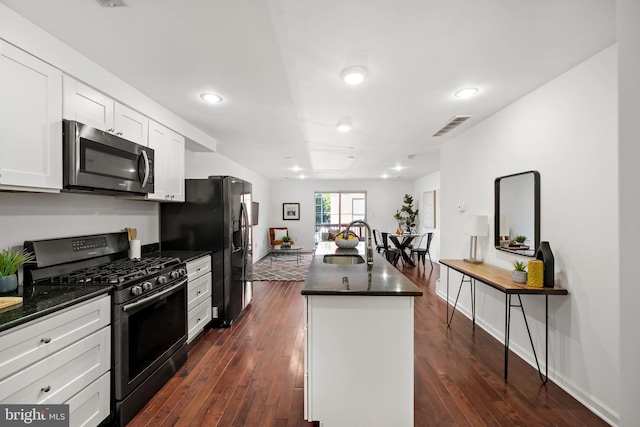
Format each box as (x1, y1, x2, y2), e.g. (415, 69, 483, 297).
(394, 194, 419, 233)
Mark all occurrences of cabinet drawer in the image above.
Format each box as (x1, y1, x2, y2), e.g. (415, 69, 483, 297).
(187, 256, 211, 281)
(0, 295, 110, 381)
(187, 272, 211, 309)
(0, 326, 110, 404)
(187, 299, 211, 343)
(67, 372, 110, 427)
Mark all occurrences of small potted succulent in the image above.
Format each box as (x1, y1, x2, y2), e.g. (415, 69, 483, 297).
(514, 235, 527, 245)
(281, 235, 292, 248)
(511, 260, 528, 284)
(0, 247, 35, 294)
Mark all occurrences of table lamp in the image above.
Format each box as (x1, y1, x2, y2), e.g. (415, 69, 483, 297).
(464, 215, 488, 264)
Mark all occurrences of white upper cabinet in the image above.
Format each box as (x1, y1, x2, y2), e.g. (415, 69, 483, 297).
(63, 75, 148, 145)
(0, 40, 62, 192)
(147, 120, 184, 202)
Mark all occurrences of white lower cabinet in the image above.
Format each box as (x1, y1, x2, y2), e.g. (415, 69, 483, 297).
(0, 295, 111, 427)
(305, 295, 415, 427)
(186, 255, 212, 343)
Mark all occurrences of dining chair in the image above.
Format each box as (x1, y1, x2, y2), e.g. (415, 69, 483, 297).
(373, 229, 385, 253)
(411, 232, 434, 268)
(381, 232, 401, 265)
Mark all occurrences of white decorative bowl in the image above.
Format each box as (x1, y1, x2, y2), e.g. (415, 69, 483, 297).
(335, 237, 359, 248)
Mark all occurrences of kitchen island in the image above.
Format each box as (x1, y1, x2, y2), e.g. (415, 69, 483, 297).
(302, 242, 422, 427)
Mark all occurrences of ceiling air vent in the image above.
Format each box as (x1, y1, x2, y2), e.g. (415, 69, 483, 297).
(94, 0, 127, 7)
(433, 115, 473, 137)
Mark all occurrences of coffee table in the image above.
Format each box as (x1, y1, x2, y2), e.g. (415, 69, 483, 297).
(271, 245, 304, 266)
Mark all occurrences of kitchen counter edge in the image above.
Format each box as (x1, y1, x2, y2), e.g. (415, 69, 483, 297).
(301, 242, 423, 297)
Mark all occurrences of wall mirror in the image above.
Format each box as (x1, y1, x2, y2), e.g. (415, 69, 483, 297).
(494, 171, 540, 257)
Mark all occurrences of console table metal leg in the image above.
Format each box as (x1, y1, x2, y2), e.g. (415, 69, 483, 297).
(505, 295, 548, 384)
(505, 294, 511, 381)
(447, 274, 472, 328)
(471, 278, 476, 328)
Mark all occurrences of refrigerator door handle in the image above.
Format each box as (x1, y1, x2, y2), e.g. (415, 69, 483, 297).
(240, 202, 249, 270)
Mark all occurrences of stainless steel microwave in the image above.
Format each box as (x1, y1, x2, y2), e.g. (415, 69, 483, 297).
(63, 120, 154, 195)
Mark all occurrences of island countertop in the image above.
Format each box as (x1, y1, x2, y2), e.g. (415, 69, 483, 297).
(301, 242, 423, 296)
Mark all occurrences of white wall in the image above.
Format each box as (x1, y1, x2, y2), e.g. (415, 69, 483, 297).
(0, 192, 158, 250)
(618, 0, 640, 425)
(440, 45, 618, 425)
(268, 179, 414, 258)
(413, 172, 441, 261)
(185, 150, 271, 260)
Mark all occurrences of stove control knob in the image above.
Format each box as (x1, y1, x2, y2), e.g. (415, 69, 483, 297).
(142, 282, 153, 291)
(130, 285, 143, 296)
(156, 276, 167, 285)
(179, 268, 187, 277)
(170, 271, 179, 279)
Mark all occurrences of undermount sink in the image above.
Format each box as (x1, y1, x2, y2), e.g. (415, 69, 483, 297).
(323, 254, 365, 265)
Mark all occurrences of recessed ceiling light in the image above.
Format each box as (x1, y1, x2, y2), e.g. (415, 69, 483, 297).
(393, 165, 404, 171)
(299, 174, 306, 179)
(341, 67, 367, 85)
(382, 174, 389, 179)
(200, 93, 223, 104)
(336, 122, 352, 132)
(454, 87, 479, 98)
(291, 166, 301, 172)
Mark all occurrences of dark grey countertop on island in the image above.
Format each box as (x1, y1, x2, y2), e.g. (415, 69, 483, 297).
(0, 284, 112, 333)
(302, 242, 423, 296)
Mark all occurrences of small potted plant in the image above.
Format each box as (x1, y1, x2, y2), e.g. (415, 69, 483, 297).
(281, 235, 292, 248)
(514, 235, 527, 245)
(512, 260, 528, 284)
(0, 247, 35, 294)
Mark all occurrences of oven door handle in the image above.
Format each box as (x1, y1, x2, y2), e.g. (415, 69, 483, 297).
(122, 279, 187, 313)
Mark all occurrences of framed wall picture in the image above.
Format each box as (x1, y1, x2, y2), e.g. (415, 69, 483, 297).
(423, 190, 436, 228)
(283, 203, 300, 220)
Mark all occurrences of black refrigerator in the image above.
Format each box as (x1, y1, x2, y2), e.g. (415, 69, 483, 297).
(160, 176, 252, 327)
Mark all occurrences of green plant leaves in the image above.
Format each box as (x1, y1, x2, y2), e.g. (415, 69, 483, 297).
(0, 248, 35, 276)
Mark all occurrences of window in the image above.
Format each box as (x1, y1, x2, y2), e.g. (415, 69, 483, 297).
(315, 192, 367, 241)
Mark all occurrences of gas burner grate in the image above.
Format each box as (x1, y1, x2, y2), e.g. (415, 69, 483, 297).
(46, 256, 181, 285)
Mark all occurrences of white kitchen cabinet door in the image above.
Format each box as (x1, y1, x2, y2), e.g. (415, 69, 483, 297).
(114, 102, 148, 145)
(63, 76, 114, 132)
(63, 75, 148, 145)
(166, 130, 185, 202)
(147, 120, 184, 202)
(0, 40, 62, 192)
(146, 120, 169, 201)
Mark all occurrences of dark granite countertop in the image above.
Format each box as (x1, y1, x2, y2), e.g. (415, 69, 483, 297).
(0, 246, 211, 334)
(0, 284, 112, 333)
(301, 242, 423, 296)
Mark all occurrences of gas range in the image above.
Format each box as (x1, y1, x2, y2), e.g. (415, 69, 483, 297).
(23, 232, 189, 426)
(24, 233, 187, 303)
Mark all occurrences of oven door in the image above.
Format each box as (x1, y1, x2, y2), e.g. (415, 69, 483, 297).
(63, 120, 154, 194)
(113, 278, 187, 400)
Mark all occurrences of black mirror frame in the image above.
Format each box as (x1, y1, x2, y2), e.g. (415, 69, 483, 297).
(494, 170, 541, 257)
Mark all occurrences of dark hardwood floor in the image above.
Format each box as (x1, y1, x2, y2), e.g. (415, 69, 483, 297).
(128, 262, 608, 427)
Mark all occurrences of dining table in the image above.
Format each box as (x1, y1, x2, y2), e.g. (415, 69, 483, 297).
(388, 233, 420, 267)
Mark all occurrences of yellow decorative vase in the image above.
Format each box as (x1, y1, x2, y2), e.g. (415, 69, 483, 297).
(527, 260, 544, 288)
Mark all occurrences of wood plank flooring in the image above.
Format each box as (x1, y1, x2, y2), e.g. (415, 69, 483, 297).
(128, 262, 608, 427)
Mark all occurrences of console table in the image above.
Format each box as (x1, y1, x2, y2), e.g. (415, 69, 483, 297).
(439, 259, 568, 384)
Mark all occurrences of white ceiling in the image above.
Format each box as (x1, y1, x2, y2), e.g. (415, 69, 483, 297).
(1, 0, 616, 180)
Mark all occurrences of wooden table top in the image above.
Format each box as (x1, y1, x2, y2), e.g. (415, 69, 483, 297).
(440, 259, 568, 295)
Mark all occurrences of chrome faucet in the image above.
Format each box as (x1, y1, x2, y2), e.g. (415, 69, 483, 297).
(345, 220, 374, 269)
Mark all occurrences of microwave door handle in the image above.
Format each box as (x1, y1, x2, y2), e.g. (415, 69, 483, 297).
(140, 150, 150, 187)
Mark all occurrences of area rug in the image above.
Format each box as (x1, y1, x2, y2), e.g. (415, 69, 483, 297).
(250, 252, 314, 281)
